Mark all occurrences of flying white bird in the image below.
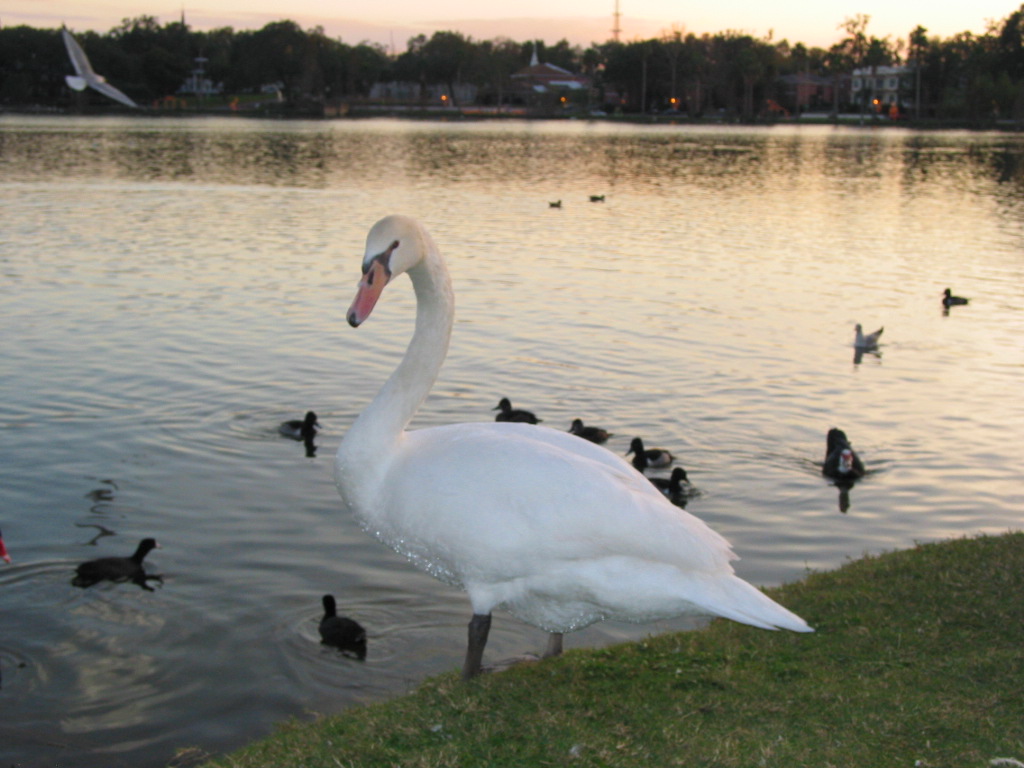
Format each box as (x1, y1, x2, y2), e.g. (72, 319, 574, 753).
(62, 28, 139, 109)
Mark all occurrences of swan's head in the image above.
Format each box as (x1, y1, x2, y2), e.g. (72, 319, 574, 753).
(348, 215, 429, 328)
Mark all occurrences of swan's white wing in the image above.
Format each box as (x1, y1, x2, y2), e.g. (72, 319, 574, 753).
(364, 422, 808, 633)
(377, 422, 735, 580)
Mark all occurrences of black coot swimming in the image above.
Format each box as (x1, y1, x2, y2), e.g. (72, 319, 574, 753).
(72, 538, 162, 591)
(319, 595, 367, 659)
(280, 411, 320, 440)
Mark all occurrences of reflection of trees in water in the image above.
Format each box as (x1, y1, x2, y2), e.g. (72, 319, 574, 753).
(4, 124, 1024, 202)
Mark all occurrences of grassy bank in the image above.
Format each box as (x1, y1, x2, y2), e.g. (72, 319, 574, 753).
(196, 533, 1023, 768)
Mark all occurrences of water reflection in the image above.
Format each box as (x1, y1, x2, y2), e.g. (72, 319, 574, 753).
(74, 522, 117, 546)
(1, 119, 1022, 196)
(853, 346, 881, 365)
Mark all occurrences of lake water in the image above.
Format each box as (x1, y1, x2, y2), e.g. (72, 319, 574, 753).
(1, 115, 1022, 767)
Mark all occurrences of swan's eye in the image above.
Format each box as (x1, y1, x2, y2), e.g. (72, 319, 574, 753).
(362, 249, 395, 279)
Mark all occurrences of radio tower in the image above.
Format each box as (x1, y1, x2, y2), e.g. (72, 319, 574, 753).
(612, 0, 622, 41)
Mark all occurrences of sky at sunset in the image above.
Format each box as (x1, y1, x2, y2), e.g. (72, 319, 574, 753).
(5, 0, 1018, 52)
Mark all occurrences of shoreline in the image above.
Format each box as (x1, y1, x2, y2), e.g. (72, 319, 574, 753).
(194, 531, 1024, 768)
(3, 104, 1022, 132)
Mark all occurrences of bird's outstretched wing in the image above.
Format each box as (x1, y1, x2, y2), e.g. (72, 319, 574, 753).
(90, 78, 139, 109)
(62, 28, 139, 108)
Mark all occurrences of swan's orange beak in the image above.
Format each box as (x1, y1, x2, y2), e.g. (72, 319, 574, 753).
(348, 259, 390, 327)
(0, 532, 10, 564)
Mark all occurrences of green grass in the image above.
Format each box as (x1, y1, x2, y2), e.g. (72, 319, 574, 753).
(194, 533, 1024, 768)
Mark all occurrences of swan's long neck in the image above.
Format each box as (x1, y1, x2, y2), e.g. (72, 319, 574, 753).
(342, 248, 454, 463)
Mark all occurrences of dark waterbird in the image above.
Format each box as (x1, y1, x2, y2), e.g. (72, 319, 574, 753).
(942, 288, 969, 308)
(493, 397, 542, 424)
(568, 418, 612, 444)
(548, 200, 562, 208)
(647, 467, 695, 507)
(822, 428, 865, 481)
(627, 437, 675, 471)
(319, 595, 367, 659)
(72, 538, 163, 591)
(279, 410, 320, 440)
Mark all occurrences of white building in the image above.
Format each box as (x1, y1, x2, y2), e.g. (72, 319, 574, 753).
(851, 65, 913, 111)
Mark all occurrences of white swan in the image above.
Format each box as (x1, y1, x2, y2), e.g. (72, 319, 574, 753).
(335, 215, 811, 680)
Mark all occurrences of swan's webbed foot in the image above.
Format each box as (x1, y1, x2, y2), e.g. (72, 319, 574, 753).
(462, 612, 491, 681)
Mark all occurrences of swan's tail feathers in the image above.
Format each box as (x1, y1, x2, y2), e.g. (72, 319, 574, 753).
(702, 575, 813, 633)
(65, 75, 87, 92)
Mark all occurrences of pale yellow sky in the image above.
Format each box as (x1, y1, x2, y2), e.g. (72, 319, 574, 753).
(6, 0, 1018, 51)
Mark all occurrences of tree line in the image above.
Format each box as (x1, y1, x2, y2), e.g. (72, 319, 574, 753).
(2, 6, 1024, 122)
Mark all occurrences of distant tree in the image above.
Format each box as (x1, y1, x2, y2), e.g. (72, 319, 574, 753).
(102, 15, 190, 99)
(420, 31, 475, 106)
(346, 43, 390, 97)
(907, 25, 929, 118)
(539, 39, 581, 71)
(393, 34, 429, 102)
(680, 34, 710, 116)
(472, 37, 522, 107)
(0, 26, 65, 105)
(229, 20, 307, 99)
(995, 4, 1024, 79)
(601, 40, 645, 111)
(660, 26, 685, 110)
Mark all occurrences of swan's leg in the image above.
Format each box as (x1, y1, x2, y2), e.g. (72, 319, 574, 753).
(462, 612, 492, 680)
(543, 632, 563, 658)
